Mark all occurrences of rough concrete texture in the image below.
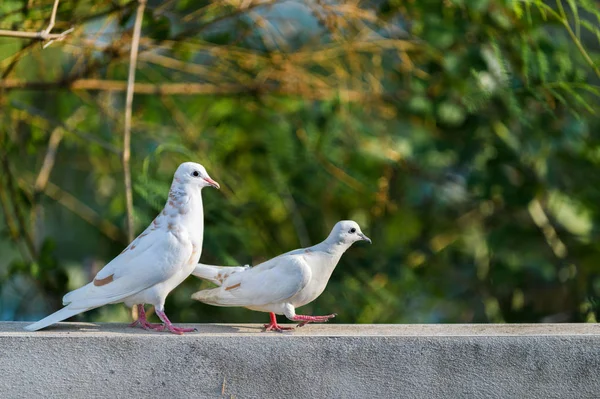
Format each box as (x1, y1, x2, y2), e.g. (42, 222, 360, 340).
(1, 322, 599, 398)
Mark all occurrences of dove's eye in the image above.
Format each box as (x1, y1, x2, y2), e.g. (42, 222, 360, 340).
(192, 171, 200, 177)
(350, 228, 356, 233)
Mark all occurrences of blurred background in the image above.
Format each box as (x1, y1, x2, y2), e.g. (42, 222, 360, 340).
(1, 0, 599, 325)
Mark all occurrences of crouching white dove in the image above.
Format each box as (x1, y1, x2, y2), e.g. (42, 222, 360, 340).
(191, 220, 370, 332)
(25, 162, 220, 334)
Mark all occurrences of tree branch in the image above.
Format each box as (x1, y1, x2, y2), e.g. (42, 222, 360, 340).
(34, 107, 86, 193)
(123, 0, 147, 242)
(18, 174, 125, 243)
(1, 79, 381, 101)
(31, 107, 88, 249)
(10, 101, 120, 154)
(0, 154, 37, 259)
(47, 0, 60, 30)
(0, 0, 74, 47)
(0, 29, 73, 41)
(0, 163, 29, 261)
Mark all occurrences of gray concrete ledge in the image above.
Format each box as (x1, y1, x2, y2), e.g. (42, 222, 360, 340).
(1, 322, 599, 398)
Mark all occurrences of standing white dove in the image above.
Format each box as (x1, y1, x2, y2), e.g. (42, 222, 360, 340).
(191, 220, 370, 332)
(25, 162, 220, 334)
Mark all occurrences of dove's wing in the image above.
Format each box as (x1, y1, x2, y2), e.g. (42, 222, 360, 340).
(192, 254, 311, 306)
(191, 245, 314, 287)
(64, 228, 193, 309)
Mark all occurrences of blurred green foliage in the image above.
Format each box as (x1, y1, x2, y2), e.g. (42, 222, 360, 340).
(1, 0, 599, 325)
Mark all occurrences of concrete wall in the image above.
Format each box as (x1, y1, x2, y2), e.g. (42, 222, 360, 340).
(1, 322, 598, 398)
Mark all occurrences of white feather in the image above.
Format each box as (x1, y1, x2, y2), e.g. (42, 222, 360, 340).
(24, 307, 90, 332)
(191, 263, 250, 286)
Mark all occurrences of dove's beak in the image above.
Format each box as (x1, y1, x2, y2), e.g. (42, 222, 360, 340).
(358, 233, 372, 244)
(204, 177, 220, 189)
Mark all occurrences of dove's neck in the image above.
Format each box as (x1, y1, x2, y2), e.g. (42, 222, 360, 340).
(162, 182, 205, 246)
(318, 237, 353, 259)
(301, 239, 351, 300)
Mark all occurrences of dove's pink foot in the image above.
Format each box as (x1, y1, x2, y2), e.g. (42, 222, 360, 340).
(291, 313, 337, 327)
(130, 319, 164, 330)
(263, 312, 294, 332)
(156, 309, 196, 335)
(129, 305, 164, 330)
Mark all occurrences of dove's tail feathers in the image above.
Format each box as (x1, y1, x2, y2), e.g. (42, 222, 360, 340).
(24, 306, 88, 332)
(191, 287, 247, 307)
(62, 282, 92, 306)
(192, 263, 250, 286)
(62, 282, 136, 310)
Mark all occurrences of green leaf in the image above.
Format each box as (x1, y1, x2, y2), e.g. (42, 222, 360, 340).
(437, 102, 466, 126)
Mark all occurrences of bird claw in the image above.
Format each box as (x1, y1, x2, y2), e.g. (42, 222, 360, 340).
(263, 323, 294, 333)
(292, 313, 337, 327)
(129, 318, 195, 335)
(129, 319, 164, 330)
(166, 326, 196, 334)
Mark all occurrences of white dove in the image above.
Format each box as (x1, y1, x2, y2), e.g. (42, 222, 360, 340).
(191, 220, 370, 332)
(25, 162, 220, 334)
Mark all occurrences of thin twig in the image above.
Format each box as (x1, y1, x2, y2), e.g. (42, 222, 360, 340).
(534, 1, 600, 79)
(528, 198, 568, 259)
(18, 173, 125, 243)
(154, 92, 233, 200)
(181, 0, 278, 24)
(1, 79, 379, 101)
(32, 125, 64, 247)
(557, 7, 600, 78)
(41, 0, 61, 48)
(34, 107, 87, 192)
(138, 52, 229, 83)
(123, 0, 147, 241)
(72, 90, 159, 134)
(0, 167, 29, 262)
(32, 107, 87, 248)
(10, 101, 120, 153)
(0, 42, 36, 81)
(0, 155, 37, 259)
(0, 28, 73, 41)
(1, 79, 251, 93)
(295, 127, 364, 191)
(0, 0, 74, 47)
(43, 0, 61, 36)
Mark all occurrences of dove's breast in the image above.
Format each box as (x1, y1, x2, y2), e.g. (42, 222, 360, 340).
(123, 227, 201, 309)
(288, 252, 340, 308)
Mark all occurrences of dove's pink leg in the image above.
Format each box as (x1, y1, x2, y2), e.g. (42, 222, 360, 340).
(291, 313, 337, 327)
(263, 312, 294, 332)
(155, 309, 196, 335)
(129, 305, 164, 330)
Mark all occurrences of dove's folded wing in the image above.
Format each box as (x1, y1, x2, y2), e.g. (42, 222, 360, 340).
(247, 247, 310, 272)
(192, 255, 311, 306)
(64, 229, 193, 309)
(191, 246, 310, 287)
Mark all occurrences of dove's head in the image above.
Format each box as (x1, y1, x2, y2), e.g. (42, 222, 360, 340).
(328, 220, 371, 245)
(174, 162, 220, 189)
